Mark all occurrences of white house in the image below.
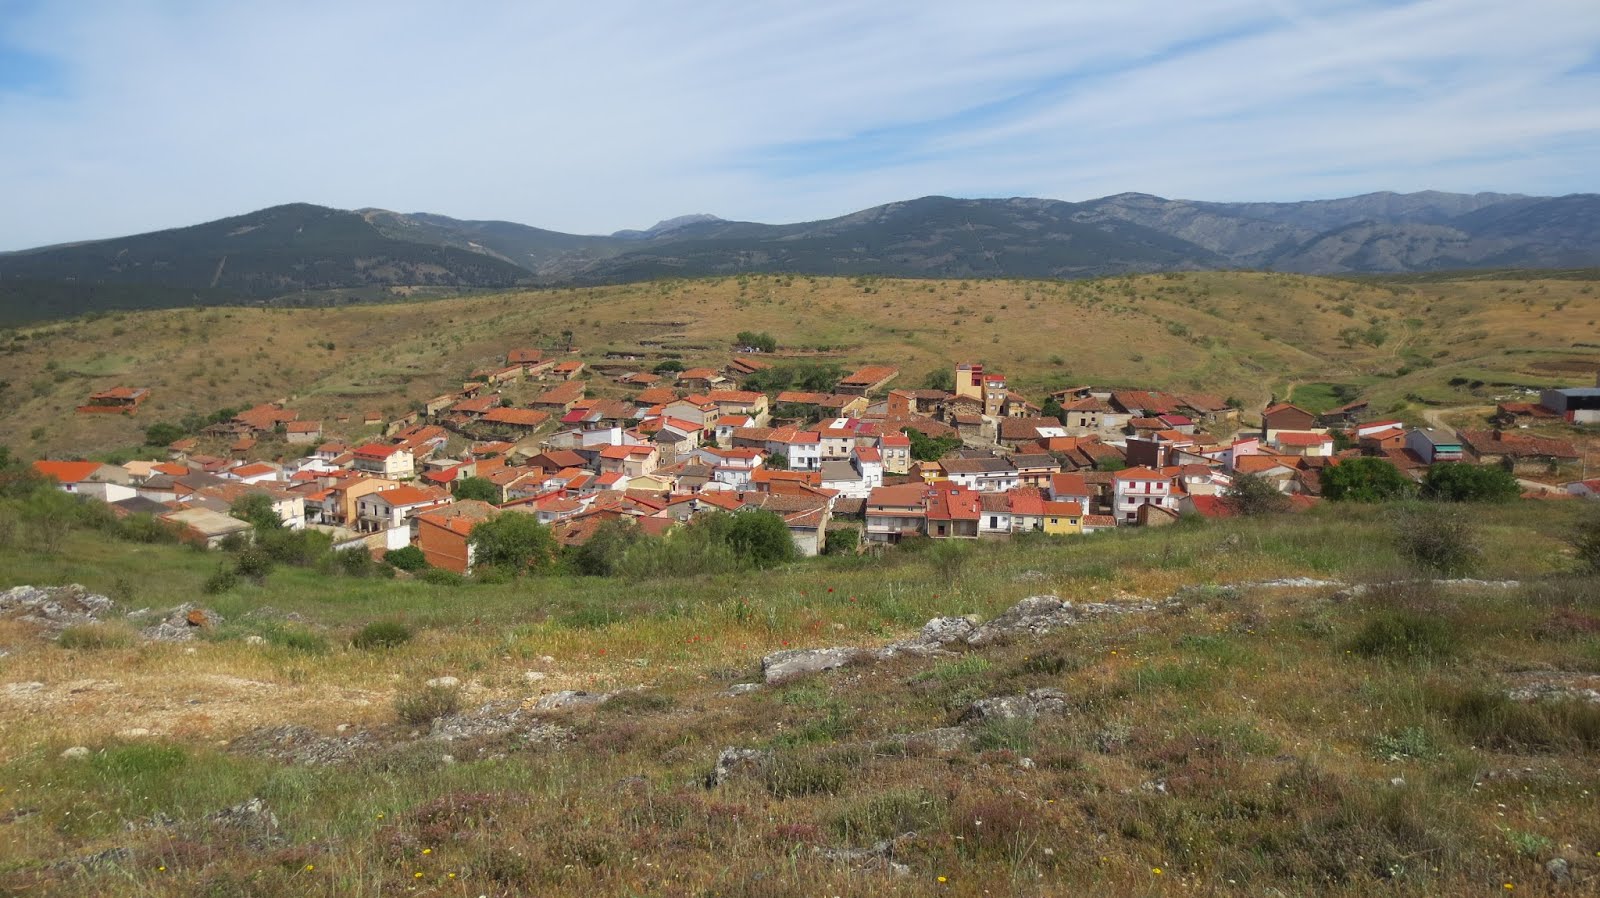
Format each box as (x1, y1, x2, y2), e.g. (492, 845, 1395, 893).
(1112, 466, 1181, 524)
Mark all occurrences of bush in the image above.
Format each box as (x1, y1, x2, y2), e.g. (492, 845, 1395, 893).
(420, 567, 465, 587)
(452, 476, 498, 503)
(1393, 505, 1481, 575)
(334, 546, 376, 577)
(234, 546, 275, 582)
(1323, 458, 1416, 502)
(57, 623, 135, 650)
(1420, 463, 1520, 502)
(259, 625, 330, 654)
(564, 518, 645, 576)
(1568, 511, 1600, 573)
(118, 513, 180, 544)
(469, 512, 558, 573)
(352, 620, 413, 650)
(1349, 611, 1460, 661)
(256, 528, 331, 567)
(385, 545, 428, 571)
(395, 684, 460, 726)
(202, 563, 239, 594)
(1428, 686, 1600, 751)
(1223, 472, 1289, 515)
(824, 528, 859, 555)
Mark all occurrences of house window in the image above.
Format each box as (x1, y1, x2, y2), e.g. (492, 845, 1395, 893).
(989, 516, 999, 528)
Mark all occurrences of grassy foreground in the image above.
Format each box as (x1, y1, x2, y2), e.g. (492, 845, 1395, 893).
(0, 502, 1597, 896)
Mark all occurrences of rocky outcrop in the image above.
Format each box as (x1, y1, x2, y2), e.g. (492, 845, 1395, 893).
(707, 747, 772, 787)
(966, 596, 1156, 647)
(0, 584, 115, 633)
(761, 647, 866, 683)
(958, 688, 1070, 724)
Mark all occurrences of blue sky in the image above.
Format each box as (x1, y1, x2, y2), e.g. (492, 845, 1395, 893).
(0, 0, 1597, 249)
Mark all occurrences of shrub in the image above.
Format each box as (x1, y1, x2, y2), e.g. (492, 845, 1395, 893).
(1428, 686, 1600, 751)
(564, 518, 644, 576)
(57, 622, 135, 650)
(452, 476, 498, 503)
(420, 567, 465, 587)
(353, 620, 413, 650)
(1568, 510, 1600, 573)
(1223, 472, 1289, 515)
(764, 750, 851, 797)
(469, 512, 558, 573)
(1323, 458, 1416, 502)
(234, 546, 275, 582)
(385, 545, 428, 571)
(119, 513, 180, 544)
(256, 624, 330, 654)
(1393, 505, 1480, 575)
(202, 563, 239, 595)
(334, 546, 375, 577)
(824, 528, 859, 555)
(1420, 463, 1520, 502)
(394, 684, 460, 726)
(1349, 611, 1460, 661)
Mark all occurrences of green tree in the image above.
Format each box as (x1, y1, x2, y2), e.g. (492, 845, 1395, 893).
(902, 427, 961, 462)
(922, 368, 956, 392)
(766, 452, 789, 470)
(653, 359, 685, 374)
(143, 422, 186, 447)
(1420, 464, 1521, 502)
(453, 476, 499, 503)
(230, 493, 283, 531)
(1223, 472, 1289, 516)
(1568, 510, 1600, 574)
(385, 545, 429, 571)
(565, 518, 645, 576)
(469, 512, 558, 573)
(561, 329, 575, 350)
(1322, 458, 1416, 502)
(1041, 397, 1066, 425)
(734, 331, 778, 353)
(725, 509, 798, 568)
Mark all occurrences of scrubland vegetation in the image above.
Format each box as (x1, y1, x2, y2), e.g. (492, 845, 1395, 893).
(2, 458, 1598, 895)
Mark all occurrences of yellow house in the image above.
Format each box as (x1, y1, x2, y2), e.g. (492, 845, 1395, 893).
(1042, 499, 1084, 535)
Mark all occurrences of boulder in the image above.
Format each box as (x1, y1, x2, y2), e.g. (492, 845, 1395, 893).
(707, 747, 772, 787)
(965, 595, 1079, 646)
(531, 690, 609, 711)
(425, 676, 461, 690)
(761, 647, 864, 683)
(958, 688, 1070, 724)
(60, 746, 91, 760)
(897, 727, 974, 756)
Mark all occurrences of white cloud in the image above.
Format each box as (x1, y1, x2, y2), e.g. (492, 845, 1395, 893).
(0, 0, 1596, 248)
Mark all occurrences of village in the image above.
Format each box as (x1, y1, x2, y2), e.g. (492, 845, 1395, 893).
(36, 349, 1600, 574)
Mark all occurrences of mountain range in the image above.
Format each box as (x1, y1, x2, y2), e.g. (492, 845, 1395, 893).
(2, 190, 1597, 323)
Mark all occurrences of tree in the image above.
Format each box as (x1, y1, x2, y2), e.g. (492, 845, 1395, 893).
(385, 545, 429, 571)
(734, 331, 778, 353)
(1420, 464, 1520, 503)
(469, 512, 558, 573)
(725, 509, 797, 568)
(1323, 458, 1416, 502)
(1223, 472, 1290, 516)
(561, 329, 575, 350)
(902, 427, 961, 462)
(143, 422, 186, 447)
(453, 476, 499, 503)
(922, 368, 956, 392)
(1041, 397, 1066, 425)
(1395, 504, 1480, 575)
(565, 518, 645, 576)
(824, 528, 859, 555)
(653, 359, 685, 374)
(230, 493, 283, 531)
(766, 452, 789, 470)
(1568, 510, 1600, 574)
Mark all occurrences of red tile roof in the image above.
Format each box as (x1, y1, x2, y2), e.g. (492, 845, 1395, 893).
(33, 460, 103, 484)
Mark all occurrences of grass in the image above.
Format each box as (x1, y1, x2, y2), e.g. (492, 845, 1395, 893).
(1, 501, 1597, 895)
(6, 272, 1599, 461)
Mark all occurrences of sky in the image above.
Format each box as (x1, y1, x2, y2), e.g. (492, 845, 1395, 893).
(1, 0, 1597, 249)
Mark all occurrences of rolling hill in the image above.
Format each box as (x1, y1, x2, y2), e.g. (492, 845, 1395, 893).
(3, 191, 1600, 324)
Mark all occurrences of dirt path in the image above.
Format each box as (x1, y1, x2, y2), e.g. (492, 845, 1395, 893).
(1421, 405, 1492, 436)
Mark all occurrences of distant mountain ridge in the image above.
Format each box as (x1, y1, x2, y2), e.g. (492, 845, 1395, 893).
(3, 189, 1598, 323)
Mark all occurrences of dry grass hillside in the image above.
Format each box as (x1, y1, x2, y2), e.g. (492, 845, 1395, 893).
(2, 272, 1598, 458)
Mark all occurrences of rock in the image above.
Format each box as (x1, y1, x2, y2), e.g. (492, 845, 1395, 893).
(1140, 779, 1169, 794)
(206, 798, 280, 844)
(958, 688, 1070, 725)
(1389, 777, 1406, 787)
(116, 728, 152, 739)
(707, 747, 771, 787)
(531, 690, 609, 711)
(815, 833, 915, 876)
(229, 724, 380, 766)
(965, 595, 1154, 647)
(724, 683, 763, 697)
(897, 727, 974, 756)
(523, 670, 547, 683)
(244, 635, 267, 646)
(878, 615, 979, 658)
(4, 681, 45, 697)
(433, 699, 576, 745)
(1018, 757, 1036, 770)
(60, 746, 91, 760)
(1, 584, 116, 635)
(425, 676, 461, 690)
(761, 647, 864, 683)
(139, 604, 222, 642)
(52, 846, 132, 873)
(1546, 858, 1570, 882)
